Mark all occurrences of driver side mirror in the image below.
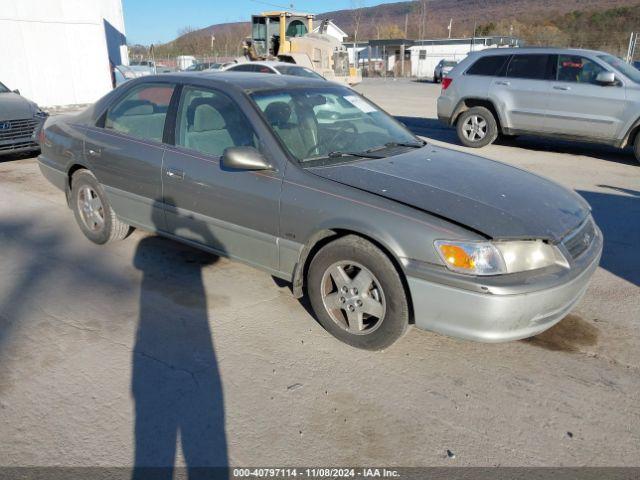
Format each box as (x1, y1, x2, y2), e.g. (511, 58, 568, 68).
(596, 71, 616, 86)
(13, 89, 20, 95)
(221, 146, 273, 171)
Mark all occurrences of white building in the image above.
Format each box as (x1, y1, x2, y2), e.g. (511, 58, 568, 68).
(313, 20, 348, 43)
(0, 0, 128, 107)
(410, 36, 520, 78)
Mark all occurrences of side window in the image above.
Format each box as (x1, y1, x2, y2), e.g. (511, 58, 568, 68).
(505, 54, 553, 80)
(104, 84, 174, 142)
(557, 55, 606, 84)
(256, 65, 276, 74)
(229, 64, 256, 72)
(176, 87, 257, 157)
(419, 50, 426, 60)
(466, 55, 510, 76)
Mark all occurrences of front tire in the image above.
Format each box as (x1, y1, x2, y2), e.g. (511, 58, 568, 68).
(456, 106, 498, 148)
(71, 169, 131, 244)
(307, 235, 409, 350)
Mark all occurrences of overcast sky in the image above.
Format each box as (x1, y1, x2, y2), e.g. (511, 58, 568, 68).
(123, 0, 394, 45)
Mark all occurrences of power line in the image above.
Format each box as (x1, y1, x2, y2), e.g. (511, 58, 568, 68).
(249, 0, 295, 10)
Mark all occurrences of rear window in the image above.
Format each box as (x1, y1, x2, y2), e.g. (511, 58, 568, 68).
(505, 54, 554, 80)
(466, 55, 510, 76)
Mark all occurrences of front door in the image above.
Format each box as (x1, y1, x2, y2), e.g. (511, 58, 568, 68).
(488, 53, 555, 132)
(162, 85, 283, 272)
(545, 54, 627, 139)
(84, 82, 176, 230)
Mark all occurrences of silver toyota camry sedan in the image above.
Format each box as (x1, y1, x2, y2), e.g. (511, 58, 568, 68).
(37, 73, 602, 350)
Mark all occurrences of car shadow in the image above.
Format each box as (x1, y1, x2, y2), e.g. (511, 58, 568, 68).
(396, 115, 638, 166)
(577, 187, 640, 287)
(0, 151, 39, 163)
(131, 199, 228, 479)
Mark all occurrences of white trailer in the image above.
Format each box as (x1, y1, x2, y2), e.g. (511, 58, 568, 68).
(410, 36, 520, 79)
(0, 0, 127, 107)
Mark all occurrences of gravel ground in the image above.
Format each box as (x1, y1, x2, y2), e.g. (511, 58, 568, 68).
(0, 78, 638, 468)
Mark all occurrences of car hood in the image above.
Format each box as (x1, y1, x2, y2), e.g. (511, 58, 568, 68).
(307, 146, 590, 242)
(0, 92, 38, 120)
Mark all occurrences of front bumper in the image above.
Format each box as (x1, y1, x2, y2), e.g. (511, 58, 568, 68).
(406, 230, 603, 342)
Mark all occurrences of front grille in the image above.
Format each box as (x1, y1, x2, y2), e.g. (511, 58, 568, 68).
(562, 217, 596, 259)
(0, 118, 38, 142)
(0, 140, 37, 152)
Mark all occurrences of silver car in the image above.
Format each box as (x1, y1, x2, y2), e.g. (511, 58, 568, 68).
(0, 81, 47, 156)
(37, 73, 602, 349)
(437, 47, 640, 163)
(433, 59, 457, 83)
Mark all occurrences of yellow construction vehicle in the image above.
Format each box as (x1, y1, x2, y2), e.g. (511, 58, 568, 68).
(244, 11, 361, 85)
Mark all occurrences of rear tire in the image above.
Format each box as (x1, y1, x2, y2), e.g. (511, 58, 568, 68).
(634, 134, 640, 164)
(71, 169, 131, 244)
(307, 235, 409, 350)
(456, 106, 498, 148)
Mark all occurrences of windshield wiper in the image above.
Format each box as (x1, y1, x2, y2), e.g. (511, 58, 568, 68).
(326, 150, 385, 159)
(381, 140, 426, 149)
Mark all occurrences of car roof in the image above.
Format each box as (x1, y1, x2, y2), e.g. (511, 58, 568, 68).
(470, 47, 610, 57)
(136, 71, 332, 92)
(232, 61, 308, 68)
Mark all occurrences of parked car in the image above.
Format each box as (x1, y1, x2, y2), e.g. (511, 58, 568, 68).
(113, 65, 139, 87)
(433, 59, 457, 83)
(185, 62, 221, 72)
(0, 81, 47, 156)
(438, 47, 640, 163)
(223, 61, 326, 80)
(37, 73, 602, 349)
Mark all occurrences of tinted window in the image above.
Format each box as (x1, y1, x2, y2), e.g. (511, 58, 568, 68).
(466, 55, 510, 76)
(176, 87, 257, 157)
(557, 55, 605, 84)
(505, 54, 553, 80)
(228, 64, 256, 72)
(274, 66, 325, 79)
(0, 82, 9, 93)
(105, 83, 174, 142)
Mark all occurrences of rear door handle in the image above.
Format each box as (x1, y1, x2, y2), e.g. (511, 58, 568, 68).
(165, 168, 184, 180)
(88, 148, 101, 157)
(553, 85, 571, 91)
(495, 80, 511, 86)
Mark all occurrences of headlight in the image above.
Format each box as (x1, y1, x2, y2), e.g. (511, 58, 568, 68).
(434, 240, 568, 276)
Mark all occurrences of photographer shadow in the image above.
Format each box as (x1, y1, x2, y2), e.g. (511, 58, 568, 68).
(132, 199, 228, 479)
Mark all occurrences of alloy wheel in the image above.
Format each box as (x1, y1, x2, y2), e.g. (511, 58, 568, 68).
(77, 186, 105, 232)
(320, 261, 386, 335)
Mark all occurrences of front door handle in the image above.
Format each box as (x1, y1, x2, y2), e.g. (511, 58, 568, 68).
(165, 168, 184, 180)
(495, 80, 511, 86)
(88, 148, 101, 158)
(553, 85, 571, 91)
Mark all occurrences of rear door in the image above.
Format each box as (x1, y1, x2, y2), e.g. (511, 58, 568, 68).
(84, 81, 176, 230)
(545, 54, 627, 138)
(488, 53, 555, 132)
(161, 84, 284, 272)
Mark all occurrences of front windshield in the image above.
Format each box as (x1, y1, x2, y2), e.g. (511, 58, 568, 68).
(251, 87, 422, 162)
(0, 82, 9, 93)
(275, 66, 325, 80)
(598, 54, 640, 83)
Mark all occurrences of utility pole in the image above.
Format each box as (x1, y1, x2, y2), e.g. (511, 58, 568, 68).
(404, 13, 408, 38)
(447, 18, 452, 39)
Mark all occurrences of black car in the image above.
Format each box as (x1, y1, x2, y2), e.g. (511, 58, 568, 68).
(0, 81, 47, 156)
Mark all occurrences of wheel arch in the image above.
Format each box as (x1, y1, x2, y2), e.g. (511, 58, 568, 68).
(65, 163, 91, 205)
(291, 227, 414, 324)
(451, 97, 504, 132)
(621, 117, 640, 148)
